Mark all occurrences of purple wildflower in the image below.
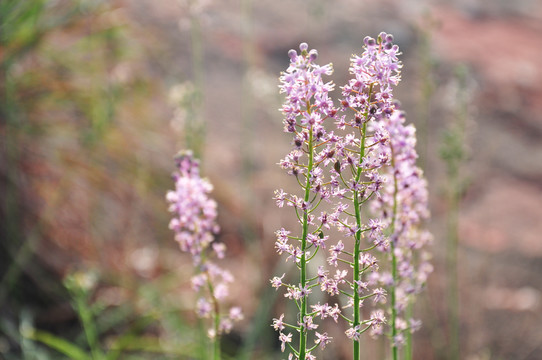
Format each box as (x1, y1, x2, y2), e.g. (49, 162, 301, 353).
(167, 150, 242, 338)
(229, 306, 243, 321)
(372, 288, 387, 304)
(370, 309, 386, 329)
(271, 36, 431, 357)
(315, 332, 332, 350)
(166, 151, 219, 260)
(272, 314, 286, 331)
(196, 297, 212, 318)
(372, 108, 432, 346)
(328, 33, 419, 350)
(299, 316, 318, 331)
(273, 42, 339, 359)
(271, 273, 285, 289)
(279, 332, 293, 352)
(345, 325, 362, 341)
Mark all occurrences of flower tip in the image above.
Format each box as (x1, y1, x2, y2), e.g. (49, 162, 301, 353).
(364, 36, 376, 47)
(287, 49, 297, 60)
(174, 149, 193, 161)
(299, 42, 308, 51)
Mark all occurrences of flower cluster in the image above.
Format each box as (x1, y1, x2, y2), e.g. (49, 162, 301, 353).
(272, 34, 431, 359)
(167, 151, 242, 339)
(272, 42, 340, 360)
(374, 109, 433, 346)
(167, 151, 218, 262)
(328, 33, 407, 344)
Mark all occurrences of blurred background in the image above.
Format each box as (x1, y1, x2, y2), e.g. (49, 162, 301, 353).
(1, 0, 542, 359)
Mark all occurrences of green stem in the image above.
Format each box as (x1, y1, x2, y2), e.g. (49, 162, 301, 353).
(444, 65, 468, 360)
(214, 316, 220, 360)
(352, 121, 367, 359)
(74, 291, 104, 360)
(298, 123, 314, 360)
(405, 303, 413, 360)
(390, 143, 399, 360)
(206, 273, 221, 360)
(239, 0, 256, 249)
(352, 83, 373, 360)
(188, 0, 205, 158)
(416, 22, 434, 172)
(447, 176, 460, 360)
(391, 256, 398, 360)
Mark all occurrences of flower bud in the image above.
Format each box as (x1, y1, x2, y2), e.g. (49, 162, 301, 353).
(288, 49, 297, 60)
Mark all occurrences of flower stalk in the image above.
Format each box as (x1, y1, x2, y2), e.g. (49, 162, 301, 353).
(352, 119, 368, 359)
(390, 143, 399, 360)
(273, 36, 431, 360)
(272, 42, 338, 359)
(167, 151, 243, 359)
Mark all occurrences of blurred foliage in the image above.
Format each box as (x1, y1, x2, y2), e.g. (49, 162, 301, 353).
(438, 65, 473, 360)
(439, 65, 472, 195)
(0, 0, 263, 358)
(0, 0, 192, 358)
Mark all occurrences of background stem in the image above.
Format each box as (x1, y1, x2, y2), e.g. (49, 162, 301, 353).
(390, 142, 399, 360)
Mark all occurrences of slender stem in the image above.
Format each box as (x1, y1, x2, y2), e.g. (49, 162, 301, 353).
(299, 130, 313, 359)
(351, 82, 374, 359)
(390, 143, 399, 360)
(73, 290, 104, 360)
(391, 253, 398, 360)
(352, 121, 367, 359)
(299, 103, 314, 359)
(188, 0, 205, 157)
(206, 272, 221, 360)
(444, 65, 468, 360)
(405, 302, 413, 360)
(214, 317, 220, 360)
(448, 175, 460, 360)
(416, 22, 434, 172)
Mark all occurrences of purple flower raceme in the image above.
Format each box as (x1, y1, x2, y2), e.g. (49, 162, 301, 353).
(373, 109, 433, 349)
(166, 151, 242, 350)
(272, 35, 431, 360)
(335, 33, 431, 358)
(167, 152, 219, 262)
(272, 42, 341, 360)
(323, 33, 406, 357)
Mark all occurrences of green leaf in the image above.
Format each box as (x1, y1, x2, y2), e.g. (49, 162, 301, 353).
(26, 330, 92, 360)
